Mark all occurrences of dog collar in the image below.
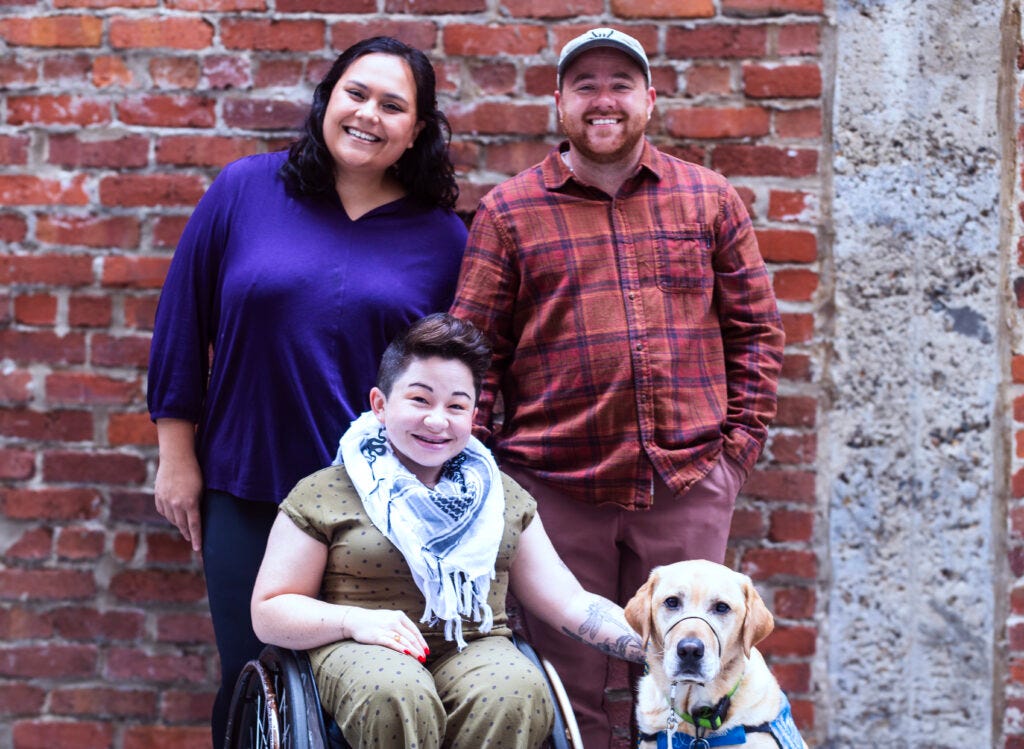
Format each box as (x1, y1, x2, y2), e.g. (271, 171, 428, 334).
(672, 672, 744, 731)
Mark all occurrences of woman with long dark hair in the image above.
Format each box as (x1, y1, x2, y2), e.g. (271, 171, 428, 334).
(147, 37, 467, 747)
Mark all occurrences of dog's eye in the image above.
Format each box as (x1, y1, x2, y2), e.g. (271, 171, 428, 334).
(713, 602, 731, 614)
(664, 596, 680, 610)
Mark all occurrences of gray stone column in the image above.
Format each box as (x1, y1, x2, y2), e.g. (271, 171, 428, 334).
(827, 1, 1004, 744)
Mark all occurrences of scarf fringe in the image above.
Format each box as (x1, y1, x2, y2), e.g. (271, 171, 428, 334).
(425, 565, 495, 649)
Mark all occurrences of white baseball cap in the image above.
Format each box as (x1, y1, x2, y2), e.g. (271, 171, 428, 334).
(557, 28, 651, 87)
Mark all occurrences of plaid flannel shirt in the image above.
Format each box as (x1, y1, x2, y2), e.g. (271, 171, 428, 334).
(450, 141, 784, 509)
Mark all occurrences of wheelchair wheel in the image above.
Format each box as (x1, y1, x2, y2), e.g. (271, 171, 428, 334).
(224, 659, 281, 749)
(225, 646, 330, 749)
(537, 655, 584, 749)
(258, 646, 330, 749)
(512, 636, 583, 749)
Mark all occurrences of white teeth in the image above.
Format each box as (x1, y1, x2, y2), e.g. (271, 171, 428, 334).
(346, 127, 380, 142)
(590, 118, 619, 125)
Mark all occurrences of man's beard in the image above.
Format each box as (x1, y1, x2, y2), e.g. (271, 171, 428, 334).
(563, 110, 647, 165)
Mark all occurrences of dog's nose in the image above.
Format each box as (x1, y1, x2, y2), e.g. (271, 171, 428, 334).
(677, 638, 705, 666)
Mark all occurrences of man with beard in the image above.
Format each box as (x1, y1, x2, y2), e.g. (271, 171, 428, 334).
(450, 28, 785, 748)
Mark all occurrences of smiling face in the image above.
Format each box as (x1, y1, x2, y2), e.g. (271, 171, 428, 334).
(322, 52, 424, 181)
(369, 355, 476, 487)
(555, 47, 655, 166)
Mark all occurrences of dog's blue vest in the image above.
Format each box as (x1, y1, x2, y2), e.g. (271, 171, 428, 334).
(646, 694, 803, 749)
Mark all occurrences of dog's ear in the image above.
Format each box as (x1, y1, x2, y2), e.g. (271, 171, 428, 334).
(624, 569, 658, 648)
(740, 576, 774, 657)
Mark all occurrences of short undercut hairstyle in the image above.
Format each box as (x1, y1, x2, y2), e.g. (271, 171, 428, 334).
(376, 313, 492, 399)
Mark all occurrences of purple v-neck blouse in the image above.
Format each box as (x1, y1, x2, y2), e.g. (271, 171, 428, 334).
(148, 151, 467, 503)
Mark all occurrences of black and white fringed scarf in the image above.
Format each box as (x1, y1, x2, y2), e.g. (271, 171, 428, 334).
(335, 411, 505, 649)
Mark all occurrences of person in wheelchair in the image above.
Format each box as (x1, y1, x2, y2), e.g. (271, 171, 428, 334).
(251, 313, 644, 749)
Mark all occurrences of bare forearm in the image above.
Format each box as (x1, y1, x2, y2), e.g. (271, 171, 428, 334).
(154, 418, 203, 550)
(511, 518, 645, 662)
(157, 417, 196, 455)
(559, 593, 645, 663)
(252, 595, 352, 650)
(252, 594, 429, 661)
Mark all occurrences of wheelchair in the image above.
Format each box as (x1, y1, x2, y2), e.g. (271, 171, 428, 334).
(223, 637, 583, 749)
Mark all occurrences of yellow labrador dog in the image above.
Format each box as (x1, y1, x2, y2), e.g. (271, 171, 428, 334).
(624, 560, 807, 749)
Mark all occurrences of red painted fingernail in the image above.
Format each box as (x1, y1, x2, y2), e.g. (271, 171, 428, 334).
(418, 655, 426, 663)
(424, 647, 430, 656)
(403, 650, 411, 655)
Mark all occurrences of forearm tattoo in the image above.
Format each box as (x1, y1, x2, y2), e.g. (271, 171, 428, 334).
(562, 599, 645, 663)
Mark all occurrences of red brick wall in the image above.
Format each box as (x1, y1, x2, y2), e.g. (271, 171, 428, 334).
(0, 1, 825, 747)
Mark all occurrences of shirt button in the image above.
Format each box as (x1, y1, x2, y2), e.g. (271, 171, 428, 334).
(628, 292, 636, 300)
(636, 344, 643, 351)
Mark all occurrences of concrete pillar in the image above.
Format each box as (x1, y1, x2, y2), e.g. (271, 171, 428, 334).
(827, 0, 1005, 744)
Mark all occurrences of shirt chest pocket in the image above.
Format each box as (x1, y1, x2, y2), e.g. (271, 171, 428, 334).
(653, 226, 714, 293)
